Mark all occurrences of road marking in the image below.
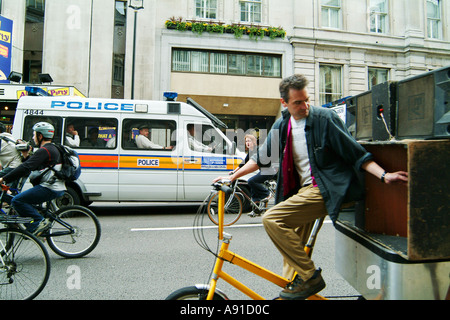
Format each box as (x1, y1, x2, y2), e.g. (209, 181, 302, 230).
(131, 220, 331, 232)
(131, 223, 264, 232)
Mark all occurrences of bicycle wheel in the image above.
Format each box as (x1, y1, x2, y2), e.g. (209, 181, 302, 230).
(0, 228, 50, 300)
(46, 205, 101, 258)
(166, 286, 226, 300)
(207, 191, 243, 226)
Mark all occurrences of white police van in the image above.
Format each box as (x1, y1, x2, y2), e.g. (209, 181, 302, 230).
(13, 93, 245, 206)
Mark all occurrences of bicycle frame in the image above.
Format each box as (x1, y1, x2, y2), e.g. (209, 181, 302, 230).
(206, 187, 326, 300)
(0, 185, 74, 238)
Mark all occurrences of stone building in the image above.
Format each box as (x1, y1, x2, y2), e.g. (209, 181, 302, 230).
(2, 0, 449, 130)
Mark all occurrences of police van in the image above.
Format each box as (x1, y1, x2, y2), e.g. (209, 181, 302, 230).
(13, 94, 245, 206)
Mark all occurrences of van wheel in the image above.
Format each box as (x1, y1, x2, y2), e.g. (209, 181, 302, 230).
(55, 187, 80, 209)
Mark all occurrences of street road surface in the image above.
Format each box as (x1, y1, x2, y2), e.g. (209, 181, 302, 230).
(34, 202, 360, 300)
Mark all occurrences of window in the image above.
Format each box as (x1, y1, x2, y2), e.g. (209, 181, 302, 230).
(210, 52, 227, 74)
(23, 0, 46, 83)
(321, 0, 341, 29)
(191, 51, 209, 73)
(122, 119, 176, 150)
(172, 49, 281, 78)
(228, 54, 246, 75)
(187, 123, 212, 153)
(240, 0, 262, 23)
(195, 0, 217, 19)
(23, 116, 62, 146)
(368, 67, 389, 90)
(26, 0, 45, 11)
(319, 64, 342, 105)
(247, 55, 263, 76)
(187, 123, 229, 154)
(427, 0, 442, 39)
(172, 50, 191, 72)
(263, 55, 281, 77)
(63, 117, 118, 149)
(369, 0, 388, 34)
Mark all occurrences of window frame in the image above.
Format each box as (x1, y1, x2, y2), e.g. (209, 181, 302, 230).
(369, 0, 389, 34)
(240, 0, 262, 23)
(121, 119, 177, 151)
(171, 48, 282, 78)
(426, 0, 442, 39)
(23, 115, 63, 146)
(319, 64, 343, 106)
(368, 67, 389, 90)
(63, 117, 118, 150)
(321, 0, 342, 29)
(195, 0, 217, 19)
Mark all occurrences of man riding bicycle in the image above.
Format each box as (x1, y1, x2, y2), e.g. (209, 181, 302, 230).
(0, 122, 66, 236)
(215, 74, 408, 300)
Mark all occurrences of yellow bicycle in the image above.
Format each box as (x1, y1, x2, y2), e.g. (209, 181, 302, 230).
(166, 179, 326, 300)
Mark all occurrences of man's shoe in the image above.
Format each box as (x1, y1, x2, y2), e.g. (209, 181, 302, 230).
(280, 269, 326, 300)
(33, 219, 50, 237)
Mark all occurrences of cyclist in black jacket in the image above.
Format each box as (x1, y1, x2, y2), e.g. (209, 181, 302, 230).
(0, 122, 66, 235)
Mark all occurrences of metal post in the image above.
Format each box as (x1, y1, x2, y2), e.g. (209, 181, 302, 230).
(131, 10, 137, 99)
(129, 0, 144, 99)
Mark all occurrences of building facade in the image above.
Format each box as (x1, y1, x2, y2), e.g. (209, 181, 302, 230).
(2, 0, 450, 131)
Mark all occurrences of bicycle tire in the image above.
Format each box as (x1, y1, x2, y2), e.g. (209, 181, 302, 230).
(207, 191, 243, 226)
(166, 286, 226, 300)
(46, 205, 101, 258)
(0, 228, 51, 300)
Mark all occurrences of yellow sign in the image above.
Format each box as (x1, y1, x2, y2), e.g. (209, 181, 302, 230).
(0, 30, 11, 44)
(47, 87, 71, 96)
(16, 87, 73, 99)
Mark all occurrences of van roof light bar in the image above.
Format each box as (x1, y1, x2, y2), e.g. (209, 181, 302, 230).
(25, 86, 51, 96)
(163, 92, 178, 101)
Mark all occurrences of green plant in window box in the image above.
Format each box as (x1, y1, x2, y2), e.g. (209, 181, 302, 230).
(229, 24, 246, 38)
(248, 25, 264, 40)
(192, 22, 207, 34)
(207, 23, 225, 34)
(267, 27, 286, 39)
(165, 17, 286, 40)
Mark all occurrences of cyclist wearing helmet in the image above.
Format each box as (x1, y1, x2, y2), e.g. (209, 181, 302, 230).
(0, 122, 66, 235)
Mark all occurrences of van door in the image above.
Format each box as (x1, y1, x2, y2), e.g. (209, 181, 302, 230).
(63, 116, 120, 201)
(181, 121, 237, 201)
(118, 116, 179, 201)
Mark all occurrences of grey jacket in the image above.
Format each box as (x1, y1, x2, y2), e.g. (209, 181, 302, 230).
(252, 106, 373, 223)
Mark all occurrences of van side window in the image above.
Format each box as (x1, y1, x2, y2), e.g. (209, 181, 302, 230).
(23, 116, 63, 146)
(64, 117, 118, 149)
(187, 123, 225, 154)
(122, 119, 176, 150)
(187, 123, 212, 153)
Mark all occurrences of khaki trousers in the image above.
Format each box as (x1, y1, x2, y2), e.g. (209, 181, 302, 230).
(262, 185, 327, 282)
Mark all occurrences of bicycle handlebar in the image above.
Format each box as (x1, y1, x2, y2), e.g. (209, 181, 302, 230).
(212, 179, 233, 195)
